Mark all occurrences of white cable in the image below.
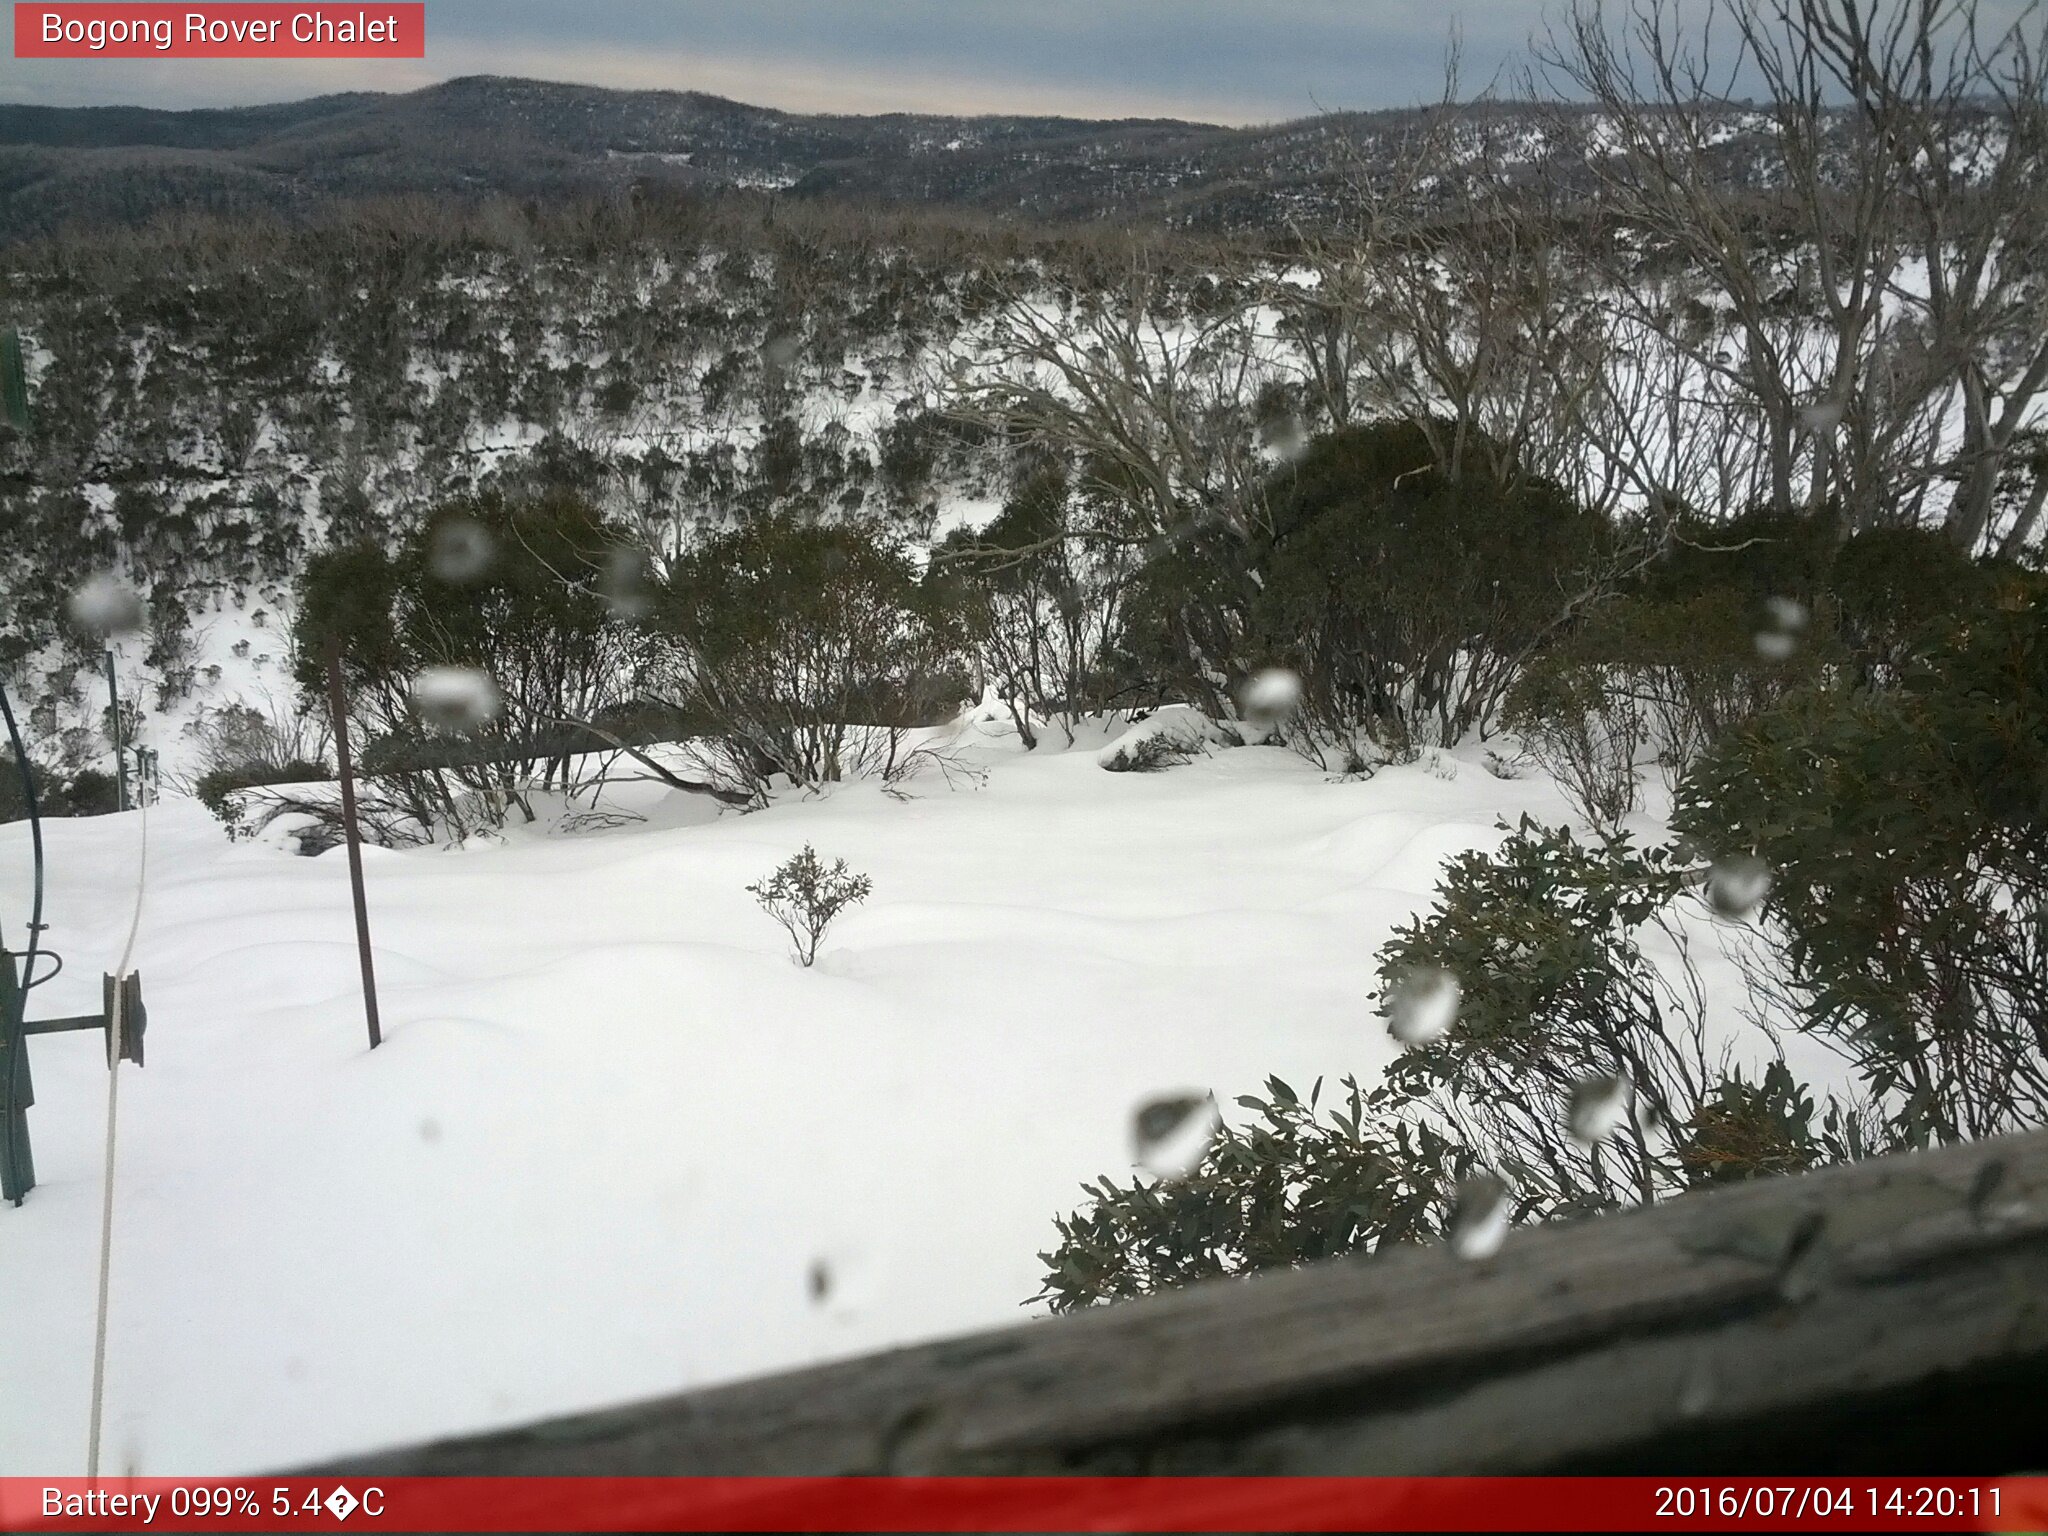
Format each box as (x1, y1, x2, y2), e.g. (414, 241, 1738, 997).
(86, 780, 149, 1479)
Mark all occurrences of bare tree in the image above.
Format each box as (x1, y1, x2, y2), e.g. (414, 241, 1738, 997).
(1543, 0, 2048, 547)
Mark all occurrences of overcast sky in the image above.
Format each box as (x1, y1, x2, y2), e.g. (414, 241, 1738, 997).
(0, 0, 1546, 123)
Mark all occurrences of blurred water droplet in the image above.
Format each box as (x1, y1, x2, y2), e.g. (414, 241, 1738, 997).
(600, 546, 653, 620)
(1754, 630, 1798, 661)
(428, 518, 496, 584)
(1386, 965, 1461, 1045)
(1765, 596, 1808, 631)
(1133, 1093, 1220, 1181)
(1449, 1173, 1510, 1261)
(1568, 1073, 1629, 1146)
(1239, 668, 1302, 731)
(1705, 854, 1773, 921)
(1753, 596, 1808, 661)
(418, 1118, 442, 1145)
(1798, 400, 1844, 432)
(762, 332, 802, 369)
(411, 666, 502, 732)
(68, 573, 145, 637)
(1677, 1350, 1717, 1417)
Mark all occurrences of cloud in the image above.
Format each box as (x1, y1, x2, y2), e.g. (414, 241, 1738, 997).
(0, 0, 1528, 119)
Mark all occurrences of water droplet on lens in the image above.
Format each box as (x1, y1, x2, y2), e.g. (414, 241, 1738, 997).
(1765, 596, 1808, 631)
(1386, 965, 1461, 1045)
(1754, 630, 1798, 661)
(1705, 854, 1773, 921)
(1754, 596, 1808, 660)
(1239, 668, 1302, 730)
(600, 546, 653, 619)
(1449, 1173, 1510, 1261)
(429, 518, 496, 584)
(68, 573, 145, 637)
(411, 665, 502, 732)
(1678, 1350, 1717, 1416)
(1568, 1073, 1629, 1146)
(1133, 1093, 1220, 1180)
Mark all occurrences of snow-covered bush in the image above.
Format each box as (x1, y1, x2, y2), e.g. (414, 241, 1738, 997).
(747, 844, 873, 967)
(1095, 708, 1223, 773)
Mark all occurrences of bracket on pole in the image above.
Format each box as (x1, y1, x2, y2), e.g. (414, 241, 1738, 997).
(0, 949, 145, 1205)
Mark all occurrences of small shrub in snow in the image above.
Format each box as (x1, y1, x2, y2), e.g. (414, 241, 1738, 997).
(748, 844, 873, 967)
(1100, 731, 1199, 774)
(1097, 710, 1218, 774)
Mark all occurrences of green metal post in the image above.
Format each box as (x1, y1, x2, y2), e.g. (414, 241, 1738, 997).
(0, 949, 33, 1204)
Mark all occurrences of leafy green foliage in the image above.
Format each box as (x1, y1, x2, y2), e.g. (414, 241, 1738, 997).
(1505, 589, 1830, 824)
(0, 755, 116, 821)
(1829, 525, 2000, 682)
(194, 759, 327, 840)
(1033, 1076, 1469, 1314)
(1377, 821, 1720, 1215)
(1679, 1061, 1875, 1188)
(1675, 573, 2048, 1144)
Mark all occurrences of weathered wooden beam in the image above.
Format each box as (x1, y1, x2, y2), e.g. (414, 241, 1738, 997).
(310, 1129, 2048, 1477)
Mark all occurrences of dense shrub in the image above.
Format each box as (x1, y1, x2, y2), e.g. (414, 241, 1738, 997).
(1675, 572, 2048, 1145)
(1828, 525, 1999, 683)
(0, 755, 118, 821)
(293, 490, 638, 839)
(651, 516, 970, 797)
(193, 759, 328, 840)
(1505, 589, 1830, 825)
(934, 464, 1126, 747)
(1250, 422, 1612, 751)
(1037, 817, 1869, 1309)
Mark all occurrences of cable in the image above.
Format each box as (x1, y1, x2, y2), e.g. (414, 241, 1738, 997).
(86, 711, 151, 1479)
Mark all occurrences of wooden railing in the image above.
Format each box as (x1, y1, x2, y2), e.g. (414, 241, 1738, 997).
(312, 1128, 2048, 1477)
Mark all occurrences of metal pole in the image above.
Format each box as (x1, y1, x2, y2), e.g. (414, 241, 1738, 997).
(103, 650, 127, 813)
(323, 639, 382, 1050)
(1, 682, 46, 1204)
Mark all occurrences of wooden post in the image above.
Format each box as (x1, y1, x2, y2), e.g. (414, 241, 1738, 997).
(324, 639, 382, 1050)
(104, 650, 128, 813)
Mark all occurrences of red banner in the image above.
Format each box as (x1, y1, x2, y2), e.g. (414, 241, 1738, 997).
(14, 4, 424, 58)
(2, 1477, 2046, 1532)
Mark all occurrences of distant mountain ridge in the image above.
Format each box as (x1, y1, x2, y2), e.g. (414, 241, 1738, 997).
(0, 74, 1511, 238)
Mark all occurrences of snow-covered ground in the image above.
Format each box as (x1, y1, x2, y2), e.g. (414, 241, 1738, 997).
(0, 716, 1590, 1475)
